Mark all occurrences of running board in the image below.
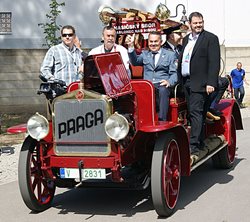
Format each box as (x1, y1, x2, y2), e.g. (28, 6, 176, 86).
(191, 142, 228, 171)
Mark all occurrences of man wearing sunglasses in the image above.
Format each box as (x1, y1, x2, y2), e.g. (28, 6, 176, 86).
(40, 25, 83, 86)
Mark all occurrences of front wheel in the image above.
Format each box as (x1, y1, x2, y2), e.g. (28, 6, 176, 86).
(18, 136, 55, 212)
(151, 132, 181, 217)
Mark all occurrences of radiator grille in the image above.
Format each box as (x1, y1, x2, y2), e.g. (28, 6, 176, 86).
(53, 98, 110, 156)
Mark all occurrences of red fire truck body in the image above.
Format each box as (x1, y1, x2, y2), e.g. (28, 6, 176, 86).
(9, 7, 243, 217)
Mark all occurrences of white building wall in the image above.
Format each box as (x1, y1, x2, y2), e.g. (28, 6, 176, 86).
(165, 0, 249, 47)
(0, 0, 249, 48)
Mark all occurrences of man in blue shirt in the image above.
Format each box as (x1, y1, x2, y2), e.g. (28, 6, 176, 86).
(126, 31, 178, 121)
(230, 62, 249, 108)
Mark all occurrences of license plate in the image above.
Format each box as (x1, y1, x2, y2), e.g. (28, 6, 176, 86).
(60, 168, 106, 179)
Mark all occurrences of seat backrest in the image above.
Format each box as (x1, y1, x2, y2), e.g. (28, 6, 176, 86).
(131, 80, 158, 127)
(130, 64, 143, 79)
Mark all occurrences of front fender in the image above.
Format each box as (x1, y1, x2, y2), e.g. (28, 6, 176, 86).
(20, 135, 38, 152)
(167, 126, 191, 176)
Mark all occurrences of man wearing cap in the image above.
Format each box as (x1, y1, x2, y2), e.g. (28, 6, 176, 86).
(162, 24, 186, 57)
(126, 31, 178, 121)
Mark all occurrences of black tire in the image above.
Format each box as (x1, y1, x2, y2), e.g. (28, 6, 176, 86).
(212, 116, 236, 169)
(151, 132, 181, 217)
(18, 136, 55, 212)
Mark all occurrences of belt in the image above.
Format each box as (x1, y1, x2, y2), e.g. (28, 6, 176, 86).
(183, 75, 190, 80)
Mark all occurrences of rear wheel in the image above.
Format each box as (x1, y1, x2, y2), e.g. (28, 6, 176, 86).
(18, 136, 55, 212)
(151, 132, 181, 217)
(212, 116, 236, 168)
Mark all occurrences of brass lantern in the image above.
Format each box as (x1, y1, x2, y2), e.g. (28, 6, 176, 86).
(98, 5, 117, 25)
(155, 3, 171, 21)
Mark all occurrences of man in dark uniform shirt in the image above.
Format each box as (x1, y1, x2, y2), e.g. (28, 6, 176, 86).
(162, 24, 187, 57)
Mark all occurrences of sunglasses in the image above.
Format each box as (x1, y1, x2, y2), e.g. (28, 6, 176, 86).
(62, 33, 74, 37)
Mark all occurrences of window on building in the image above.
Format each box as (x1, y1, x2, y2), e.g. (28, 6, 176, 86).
(0, 12, 12, 34)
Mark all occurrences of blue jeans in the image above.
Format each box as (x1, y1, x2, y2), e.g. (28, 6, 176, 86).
(234, 86, 245, 104)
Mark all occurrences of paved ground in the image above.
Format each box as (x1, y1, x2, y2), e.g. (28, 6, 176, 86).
(0, 144, 19, 185)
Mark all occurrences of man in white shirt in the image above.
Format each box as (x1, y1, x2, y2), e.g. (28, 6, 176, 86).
(88, 26, 131, 77)
(178, 12, 220, 162)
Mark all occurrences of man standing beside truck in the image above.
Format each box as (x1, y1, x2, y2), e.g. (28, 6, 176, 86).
(178, 12, 220, 160)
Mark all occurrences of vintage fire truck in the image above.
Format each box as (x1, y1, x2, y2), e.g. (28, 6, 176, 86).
(9, 4, 243, 217)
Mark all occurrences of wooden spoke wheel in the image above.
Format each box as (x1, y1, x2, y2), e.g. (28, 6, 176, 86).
(151, 132, 181, 217)
(212, 116, 236, 168)
(18, 136, 55, 212)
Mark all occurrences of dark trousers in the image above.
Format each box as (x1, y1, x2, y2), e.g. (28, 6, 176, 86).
(154, 83, 170, 121)
(234, 86, 245, 104)
(189, 91, 209, 152)
(183, 77, 209, 152)
(182, 77, 191, 118)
